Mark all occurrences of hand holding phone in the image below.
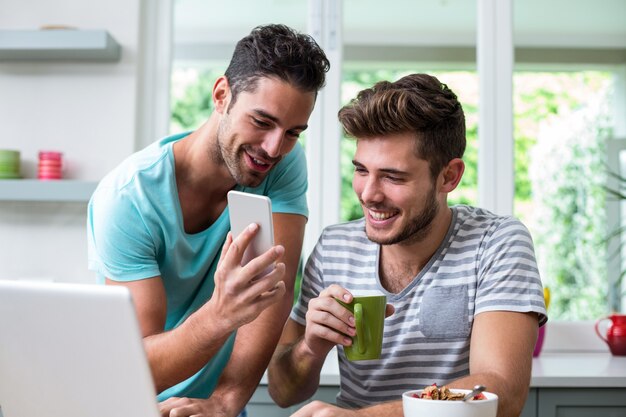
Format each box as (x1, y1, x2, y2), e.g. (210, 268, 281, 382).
(207, 191, 285, 331)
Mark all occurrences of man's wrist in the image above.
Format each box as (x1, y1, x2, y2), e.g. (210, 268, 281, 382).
(206, 388, 248, 417)
(291, 337, 330, 373)
(300, 334, 337, 362)
(183, 303, 233, 350)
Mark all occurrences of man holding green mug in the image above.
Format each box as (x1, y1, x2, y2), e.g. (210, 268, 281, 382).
(267, 74, 547, 417)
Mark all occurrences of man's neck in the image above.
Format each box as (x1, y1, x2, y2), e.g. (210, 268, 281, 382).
(379, 206, 453, 293)
(174, 117, 236, 197)
(173, 117, 237, 233)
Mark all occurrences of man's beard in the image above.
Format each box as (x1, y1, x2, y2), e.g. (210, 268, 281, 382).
(366, 184, 439, 246)
(213, 115, 265, 187)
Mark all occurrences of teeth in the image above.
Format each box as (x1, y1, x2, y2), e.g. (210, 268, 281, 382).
(369, 210, 395, 220)
(252, 157, 268, 166)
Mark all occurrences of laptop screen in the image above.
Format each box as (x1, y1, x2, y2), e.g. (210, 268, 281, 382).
(0, 280, 159, 417)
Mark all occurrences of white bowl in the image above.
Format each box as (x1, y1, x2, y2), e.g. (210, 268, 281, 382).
(402, 388, 498, 417)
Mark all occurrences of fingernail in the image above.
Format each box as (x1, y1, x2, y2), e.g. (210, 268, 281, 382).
(349, 316, 355, 325)
(248, 223, 258, 231)
(344, 338, 352, 345)
(342, 294, 350, 301)
(275, 245, 285, 256)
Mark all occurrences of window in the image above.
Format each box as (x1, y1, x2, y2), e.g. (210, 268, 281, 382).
(514, 0, 625, 319)
(168, 0, 626, 320)
(170, 66, 225, 133)
(513, 71, 615, 320)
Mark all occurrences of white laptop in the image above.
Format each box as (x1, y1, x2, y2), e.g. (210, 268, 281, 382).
(0, 280, 160, 417)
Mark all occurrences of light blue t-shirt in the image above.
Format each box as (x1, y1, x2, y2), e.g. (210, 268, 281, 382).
(87, 131, 308, 400)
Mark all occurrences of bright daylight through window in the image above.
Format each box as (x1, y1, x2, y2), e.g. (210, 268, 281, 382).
(170, 0, 625, 322)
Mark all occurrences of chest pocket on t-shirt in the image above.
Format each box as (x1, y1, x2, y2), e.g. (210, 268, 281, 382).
(419, 285, 470, 338)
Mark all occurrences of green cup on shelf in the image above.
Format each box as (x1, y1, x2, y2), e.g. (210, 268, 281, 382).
(0, 150, 21, 179)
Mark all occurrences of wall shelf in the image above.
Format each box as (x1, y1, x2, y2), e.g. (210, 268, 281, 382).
(0, 180, 97, 202)
(0, 29, 121, 61)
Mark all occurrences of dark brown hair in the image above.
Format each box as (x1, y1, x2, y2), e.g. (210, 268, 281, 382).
(338, 73, 466, 178)
(225, 24, 330, 106)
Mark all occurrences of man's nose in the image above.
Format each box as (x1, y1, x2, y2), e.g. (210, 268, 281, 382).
(261, 130, 286, 158)
(360, 177, 384, 204)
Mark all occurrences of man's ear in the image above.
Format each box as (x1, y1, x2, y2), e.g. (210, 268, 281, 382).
(213, 76, 231, 114)
(440, 158, 465, 193)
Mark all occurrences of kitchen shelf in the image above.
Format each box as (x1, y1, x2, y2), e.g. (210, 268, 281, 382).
(0, 29, 121, 61)
(0, 180, 97, 202)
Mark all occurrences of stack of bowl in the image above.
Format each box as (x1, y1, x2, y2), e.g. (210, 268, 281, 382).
(0, 150, 21, 179)
(38, 151, 63, 180)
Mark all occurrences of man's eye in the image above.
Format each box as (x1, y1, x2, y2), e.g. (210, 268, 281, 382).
(287, 131, 301, 139)
(253, 118, 270, 127)
(354, 167, 367, 173)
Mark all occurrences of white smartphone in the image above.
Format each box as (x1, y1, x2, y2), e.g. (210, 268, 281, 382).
(227, 190, 275, 269)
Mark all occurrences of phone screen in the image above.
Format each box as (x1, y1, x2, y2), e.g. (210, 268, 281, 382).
(227, 191, 275, 269)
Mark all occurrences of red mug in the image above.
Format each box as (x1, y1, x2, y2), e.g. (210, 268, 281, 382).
(595, 314, 626, 356)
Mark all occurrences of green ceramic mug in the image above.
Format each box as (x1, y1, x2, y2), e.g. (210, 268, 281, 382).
(337, 294, 386, 361)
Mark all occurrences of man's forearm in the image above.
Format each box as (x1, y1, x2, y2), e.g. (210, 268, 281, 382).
(208, 212, 306, 415)
(268, 338, 328, 407)
(146, 306, 233, 394)
(444, 372, 529, 417)
(357, 400, 402, 417)
(208, 291, 296, 416)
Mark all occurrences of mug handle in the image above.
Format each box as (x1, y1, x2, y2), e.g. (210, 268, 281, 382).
(594, 317, 609, 343)
(354, 303, 366, 354)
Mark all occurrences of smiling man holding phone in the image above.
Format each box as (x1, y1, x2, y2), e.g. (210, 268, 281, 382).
(87, 24, 329, 417)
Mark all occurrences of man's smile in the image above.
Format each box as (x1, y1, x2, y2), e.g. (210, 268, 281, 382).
(244, 150, 273, 173)
(365, 206, 400, 226)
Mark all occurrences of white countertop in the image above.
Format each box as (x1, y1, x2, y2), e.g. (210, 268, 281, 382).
(530, 352, 626, 387)
(261, 352, 626, 388)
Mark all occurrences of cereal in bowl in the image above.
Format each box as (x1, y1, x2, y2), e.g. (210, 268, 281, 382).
(411, 384, 486, 401)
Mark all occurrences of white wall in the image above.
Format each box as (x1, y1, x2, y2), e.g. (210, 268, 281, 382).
(0, 0, 142, 283)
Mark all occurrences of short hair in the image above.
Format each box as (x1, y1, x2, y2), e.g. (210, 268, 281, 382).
(338, 73, 466, 178)
(225, 24, 330, 106)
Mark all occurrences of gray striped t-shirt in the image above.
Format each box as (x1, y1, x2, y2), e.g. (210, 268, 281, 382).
(290, 205, 547, 409)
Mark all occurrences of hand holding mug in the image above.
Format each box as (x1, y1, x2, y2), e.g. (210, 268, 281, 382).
(303, 285, 394, 361)
(302, 285, 357, 358)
